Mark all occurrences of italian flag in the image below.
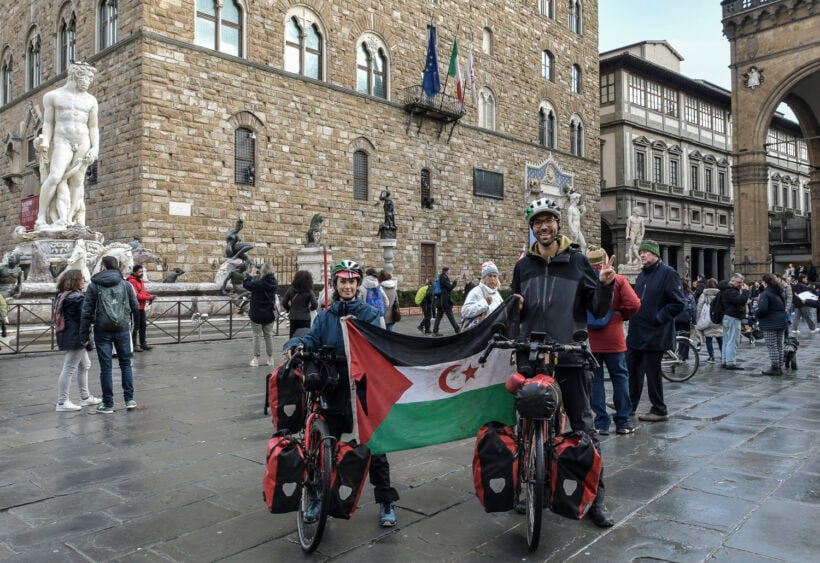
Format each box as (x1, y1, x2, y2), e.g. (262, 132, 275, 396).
(342, 298, 520, 455)
(447, 35, 464, 104)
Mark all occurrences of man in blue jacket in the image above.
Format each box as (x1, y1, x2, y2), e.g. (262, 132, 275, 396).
(626, 240, 685, 423)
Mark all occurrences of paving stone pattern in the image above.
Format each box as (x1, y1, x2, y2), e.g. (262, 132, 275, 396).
(0, 317, 818, 561)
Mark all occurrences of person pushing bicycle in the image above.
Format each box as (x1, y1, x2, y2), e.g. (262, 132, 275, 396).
(282, 259, 400, 527)
(511, 198, 617, 528)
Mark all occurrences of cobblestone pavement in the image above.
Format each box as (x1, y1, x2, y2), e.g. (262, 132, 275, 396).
(1, 316, 818, 562)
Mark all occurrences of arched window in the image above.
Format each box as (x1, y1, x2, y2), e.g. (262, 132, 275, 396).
(99, 0, 119, 50)
(353, 150, 369, 201)
(571, 64, 581, 93)
(420, 168, 433, 208)
(541, 50, 553, 81)
(1, 53, 12, 104)
(356, 37, 389, 99)
(482, 27, 493, 55)
(26, 32, 40, 91)
(539, 0, 555, 18)
(479, 87, 496, 130)
(568, 0, 582, 34)
(59, 13, 77, 73)
(234, 127, 255, 185)
(285, 15, 323, 80)
(570, 116, 584, 157)
(195, 0, 243, 57)
(538, 103, 556, 148)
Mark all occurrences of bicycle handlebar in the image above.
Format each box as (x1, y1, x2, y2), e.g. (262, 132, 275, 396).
(478, 334, 598, 369)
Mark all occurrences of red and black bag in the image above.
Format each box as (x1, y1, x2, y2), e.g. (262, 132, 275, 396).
(329, 440, 371, 519)
(514, 374, 562, 420)
(549, 431, 602, 520)
(267, 363, 305, 432)
(473, 421, 518, 512)
(263, 431, 306, 513)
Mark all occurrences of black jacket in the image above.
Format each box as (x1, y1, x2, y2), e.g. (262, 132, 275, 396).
(80, 269, 139, 341)
(756, 286, 788, 331)
(243, 274, 279, 325)
(56, 291, 85, 350)
(511, 236, 613, 345)
(283, 286, 317, 322)
(626, 259, 686, 351)
(718, 281, 749, 320)
(438, 272, 456, 308)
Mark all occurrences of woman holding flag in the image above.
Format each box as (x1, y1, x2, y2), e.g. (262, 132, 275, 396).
(283, 259, 399, 527)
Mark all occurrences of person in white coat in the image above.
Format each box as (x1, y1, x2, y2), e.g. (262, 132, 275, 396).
(460, 261, 503, 330)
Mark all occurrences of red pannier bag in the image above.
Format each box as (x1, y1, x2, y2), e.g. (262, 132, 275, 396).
(472, 421, 518, 512)
(262, 431, 305, 513)
(267, 363, 305, 433)
(549, 431, 602, 520)
(328, 440, 371, 519)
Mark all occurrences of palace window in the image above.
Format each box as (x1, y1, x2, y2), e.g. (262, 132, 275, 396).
(539, 0, 555, 18)
(669, 159, 678, 187)
(59, 13, 77, 73)
(705, 168, 713, 193)
(663, 87, 678, 117)
(628, 75, 645, 106)
(571, 64, 581, 93)
(690, 165, 699, 191)
(771, 181, 779, 206)
(538, 104, 556, 148)
(718, 171, 726, 196)
(285, 15, 323, 79)
(420, 168, 433, 209)
(600, 72, 614, 103)
(541, 51, 553, 81)
(569, 116, 584, 157)
(482, 28, 493, 55)
(646, 81, 662, 112)
(99, 0, 119, 50)
(568, 0, 582, 34)
(653, 156, 663, 183)
(26, 33, 40, 91)
(2, 54, 12, 104)
(479, 87, 496, 130)
(195, 0, 243, 57)
(635, 152, 645, 181)
(234, 128, 255, 185)
(353, 150, 368, 201)
(684, 96, 698, 124)
(357, 39, 388, 99)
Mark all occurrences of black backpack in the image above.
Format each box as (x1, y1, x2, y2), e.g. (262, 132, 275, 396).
(709, 291, 725, 325)
(95, 282, 131, 331)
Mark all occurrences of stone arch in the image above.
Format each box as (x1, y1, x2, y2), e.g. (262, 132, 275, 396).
(227, 110, 264, 131)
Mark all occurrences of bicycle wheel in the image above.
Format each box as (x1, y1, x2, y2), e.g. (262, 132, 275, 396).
(297, 417, 333, 553)
(661, 337, 699, 382)
(525, 422, 545, 552)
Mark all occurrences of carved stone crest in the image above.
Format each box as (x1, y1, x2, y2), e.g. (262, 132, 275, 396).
(743, 66, 763, 90)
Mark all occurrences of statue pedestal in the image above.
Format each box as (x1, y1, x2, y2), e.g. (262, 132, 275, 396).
(379, 238, 397, 276)
(11, 225, 105, 283)
(297, 246, 332, 286)
(617, 262, 642, 284)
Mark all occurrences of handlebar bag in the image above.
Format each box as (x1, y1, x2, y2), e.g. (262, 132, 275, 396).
(269, 363, 305, 433)
(472, 421, 518, 512)
(549, 431, 602, 520)
(263, 431, 306, 513)
(302, 359, 340, 392)
(329, 440, 372, 519)
(515, 374, 562, 419)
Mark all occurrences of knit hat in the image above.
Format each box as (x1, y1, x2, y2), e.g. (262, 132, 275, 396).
(638, 240, 660, 257)
(585, 245, 606, 266)
(481, 261, 499, 279)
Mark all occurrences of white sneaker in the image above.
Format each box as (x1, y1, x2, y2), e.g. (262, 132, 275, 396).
(811, 328, 820, 334)
(793, 330, 801, 334)
(266, 357, 275, 366)
(80, 396, 102, 406)
(249, 357, 259, 367)
(56, 400, 82, 412)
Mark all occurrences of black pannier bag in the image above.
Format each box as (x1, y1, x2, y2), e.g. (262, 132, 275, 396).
(514, 374, 562, 419)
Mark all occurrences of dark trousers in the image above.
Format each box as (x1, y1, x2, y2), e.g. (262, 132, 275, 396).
(132, 309, 147, 348)
(289, 319, 311, 338)
(433, 303, 460, 334)
(418, 302, 433, 333)
(326, 413, 399, 504)
(627, 349, 666, 416)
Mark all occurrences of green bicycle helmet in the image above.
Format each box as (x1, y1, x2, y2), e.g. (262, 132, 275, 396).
(331, 259, 363, 280)
(525, 198, 562, 223)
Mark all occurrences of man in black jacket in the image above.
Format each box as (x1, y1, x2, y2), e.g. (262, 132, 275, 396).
(512, 198, 617, 527)
(719, 273, 750, 369)
(432, 267, 459, 336)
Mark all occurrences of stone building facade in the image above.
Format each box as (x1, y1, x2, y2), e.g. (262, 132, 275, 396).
(599, 40, 810, 281)
(1, 0, 602, 286)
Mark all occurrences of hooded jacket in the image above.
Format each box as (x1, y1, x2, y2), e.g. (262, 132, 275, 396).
(126, 274, 154, 310)
(362, 275, 389, 317)
(55, 291, 85, 350)
(717, 280, 749, 320)
(756, 284, 788, 331)
(696, 287, 723, 337)
(80, 268, 139, 341)
(461, 281, 503, 321)
(511, 235, 613, 345)
(626, 258, 685, 351)
(243, 273, 279, 325)
(380, 278, 399, 324)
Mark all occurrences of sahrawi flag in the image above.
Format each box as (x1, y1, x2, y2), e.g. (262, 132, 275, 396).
(342, 298, 519, 455)
(447, 35, 464, 104)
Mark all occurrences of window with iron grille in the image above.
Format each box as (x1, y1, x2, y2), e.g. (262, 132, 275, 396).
(653, 155, 662, 183)
(234, 128, 255, 185)
(420, 168, 433, 208)
(473, 168, 503, 199)
(635, 152, 645, 181)
(690, 165, 699, 190)
(354, 150, 368, 201)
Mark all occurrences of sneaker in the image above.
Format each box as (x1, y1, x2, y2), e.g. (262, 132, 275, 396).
(724, 364, 744, 371)
(616, 426, 635, 435)
(266, 356, 275, 366)
(596, 428, 610, 436)
(792, 330, 801, 334)
(379, 502, 397, 527)
(706, 357, 715, 363)
(303, 499, 321, 524)
(125, 400, 138, 410)
(141, 344, 153, 350)
(589, 504, 615, 528)
(811, 328, 820, 334)
(638, 412, 669, 422)
(80, 396, 102, 406)
(96, 404, 114, 414)
(249, 357, 259, 367)
(133, 346, 143, 353)
(56, 400, 82, 412)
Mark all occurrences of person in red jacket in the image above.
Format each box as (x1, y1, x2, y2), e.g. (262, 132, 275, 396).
(126, 265, 155, 352)
(586, 246, 641, 435)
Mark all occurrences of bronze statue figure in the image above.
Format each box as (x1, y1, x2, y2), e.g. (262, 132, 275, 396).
(225, 218, 255, 263)
(306, 213, 324, 246)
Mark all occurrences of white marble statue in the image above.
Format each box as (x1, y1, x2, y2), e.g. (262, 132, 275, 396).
(35, 62, 99, 231)
(65, 239, 91, 282)
(626, 207, 646, 264)
(565, 192, 587, 252)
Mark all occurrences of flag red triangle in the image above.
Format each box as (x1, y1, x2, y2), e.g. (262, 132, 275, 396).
(346, 322, 413, 445)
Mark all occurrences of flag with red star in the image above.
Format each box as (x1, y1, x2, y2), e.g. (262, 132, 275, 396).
(342, 298, 519, 454)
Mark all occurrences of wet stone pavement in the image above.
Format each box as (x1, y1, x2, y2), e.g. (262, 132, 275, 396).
(0, 316, 818, 562)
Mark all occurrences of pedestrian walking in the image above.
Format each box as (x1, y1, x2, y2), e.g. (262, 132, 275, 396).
(378, 269, 399, 332)
(432, 267, 459, 336)
(126, 265, 155, 352)
(243, 263, 279, 367)
(416, 279, 434, 334)
(790, 274, 818, 333)
(719, 273, 750, 370)
(282, 270, 317, 338)
(695, 278, 723, 363)
(53, 269, 102, 411)
(756, 273, 788, 376)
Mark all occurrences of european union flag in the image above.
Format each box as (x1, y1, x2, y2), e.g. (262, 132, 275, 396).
(422, 25, 441, 98)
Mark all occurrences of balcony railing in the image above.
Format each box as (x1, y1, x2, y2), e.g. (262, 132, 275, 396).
(400, 85, 466, 141)
(723, 0, 781, 18)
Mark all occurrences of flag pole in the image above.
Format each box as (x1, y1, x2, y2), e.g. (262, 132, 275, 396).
(440, 24, 459, 99)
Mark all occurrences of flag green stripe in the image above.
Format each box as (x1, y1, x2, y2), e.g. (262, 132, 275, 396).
(366, 384, 516, 455)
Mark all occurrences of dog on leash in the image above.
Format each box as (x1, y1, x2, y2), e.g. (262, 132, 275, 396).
(783, 336, 799, 370)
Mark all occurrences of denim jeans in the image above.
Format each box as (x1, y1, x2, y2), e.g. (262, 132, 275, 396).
(722, 317, 741, 366)
(94, 328, 134, 408)
(704, 336, 723, 360)
(591, 352, 632, 431)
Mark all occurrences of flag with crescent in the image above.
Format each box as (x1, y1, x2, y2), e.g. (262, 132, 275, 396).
(342, 297, 520, 455)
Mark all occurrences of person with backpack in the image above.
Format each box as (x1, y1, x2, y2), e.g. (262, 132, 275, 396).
(282, 270, 317, 338)
(415, 278, 434, 334)
(432, 266, 459, 336)
(718, 273, 750, 370)
(694, 278, 723, 363)
(362, 268, 388, 329)
(80, 255, 139, 414)
(126, 265, 155, 352)
(378, 269, 399, 332)
(243, 263, 279, 367)
(53, 269, 102, 411)
(282, 260, 399, 527)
